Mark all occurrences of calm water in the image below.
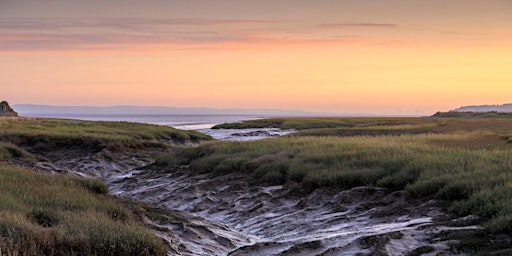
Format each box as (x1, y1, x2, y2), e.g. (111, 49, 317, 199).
(20, 113, 293, 140)
(21, 113, 261, 130)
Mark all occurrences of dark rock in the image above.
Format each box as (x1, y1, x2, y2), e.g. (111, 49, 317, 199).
(406, 245, 435, 256)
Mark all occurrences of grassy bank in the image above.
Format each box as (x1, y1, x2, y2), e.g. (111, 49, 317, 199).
(0, 116, 214, 255)
(158, 117, 512, 233)
(213, 115, 512, 131)
(432, 111, 512, 118)
(0, 164, 167, 255)
(0, 117, 211, 153)
(213, 117, 369, 130)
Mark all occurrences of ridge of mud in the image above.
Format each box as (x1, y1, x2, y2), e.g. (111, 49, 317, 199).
(36, 149, 511, 255)
(111, 168, 456, 255)
(35, 149, 256, 255)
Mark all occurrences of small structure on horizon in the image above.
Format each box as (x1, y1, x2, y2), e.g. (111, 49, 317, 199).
(0, 101, 18, 116)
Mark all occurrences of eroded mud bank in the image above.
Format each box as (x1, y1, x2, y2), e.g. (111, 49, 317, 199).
(36, 149, 505, 255)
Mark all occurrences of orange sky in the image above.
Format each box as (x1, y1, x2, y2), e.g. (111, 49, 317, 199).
(1, 0, 511, 115)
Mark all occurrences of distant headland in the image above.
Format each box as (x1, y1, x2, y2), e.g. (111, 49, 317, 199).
(451, 103, 512, 112)
(432, 103, 512, 118)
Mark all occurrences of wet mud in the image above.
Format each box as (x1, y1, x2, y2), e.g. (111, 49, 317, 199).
(36, 149, 503, 255)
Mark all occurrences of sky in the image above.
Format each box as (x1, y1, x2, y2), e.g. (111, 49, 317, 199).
(1, 0, 511, 115)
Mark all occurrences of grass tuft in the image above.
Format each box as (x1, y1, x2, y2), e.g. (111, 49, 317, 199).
(29, 209, 63, 227)
(72, 177, 109, 195)
(0, 142, 32, 160)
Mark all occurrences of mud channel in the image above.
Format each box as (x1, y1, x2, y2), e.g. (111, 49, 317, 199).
(36, 149, 509, 256)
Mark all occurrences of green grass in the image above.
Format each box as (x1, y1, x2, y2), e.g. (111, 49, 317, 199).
(0, 142, 33, 161)
(0, 164, 167, 255)
(0, 116, 215, 255)
(432, 111, 512, 118)
(212, 117, 403, 130)
(158, 117, 512, 234)
(0, 117, 211, 153)
(214, 116, 512, 134)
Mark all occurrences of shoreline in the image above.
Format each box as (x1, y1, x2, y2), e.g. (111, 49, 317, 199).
(15, 113, 295, 141)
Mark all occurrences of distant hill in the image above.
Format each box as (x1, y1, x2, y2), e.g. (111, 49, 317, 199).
(432, 111, 512, 118)
(452, 104, 512, 112)
(13, 104, 335, 117)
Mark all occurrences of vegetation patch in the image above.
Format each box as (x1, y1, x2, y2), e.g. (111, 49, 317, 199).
(0, 164, 167, 255)
(432, 111, 512, 118)
(0, 142, 33, 161)
(158, 117, 512, 234)
(212, 117, 409, 130)
(72, 177, 110, 194)
(0, 117, 217, 255)
(0, 117, 211, 153)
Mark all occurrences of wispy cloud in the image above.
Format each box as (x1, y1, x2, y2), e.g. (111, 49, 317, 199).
(319, 23, 398, 29)
(5, 18, 497, 52)
(0, 18, 280, 36)
(0, 17, 293, 51)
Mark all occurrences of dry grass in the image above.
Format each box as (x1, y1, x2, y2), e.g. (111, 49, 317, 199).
(0, 164, 167, 255)
(159, 117, 512, 233)
(0, 117, 211, 153)
(0, 116, 214, 255)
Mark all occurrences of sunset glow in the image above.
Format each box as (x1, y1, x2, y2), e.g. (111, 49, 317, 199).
(1, 0, 511, 115)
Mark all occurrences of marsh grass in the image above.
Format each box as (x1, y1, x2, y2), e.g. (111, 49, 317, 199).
(0, 164, 167, 255)
(214, 116, 512, 136)
(0, 117, 198, 255)
(212, 117, 401, 130)
(433, 111, 512, 118)
(159, 117, 512, 233)
(213, 116, 447, 130)
(0, 142, 33, 161)
(0, 117, 211, 153)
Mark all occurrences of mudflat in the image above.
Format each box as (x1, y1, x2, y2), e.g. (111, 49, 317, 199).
(2, 116, 512, 255)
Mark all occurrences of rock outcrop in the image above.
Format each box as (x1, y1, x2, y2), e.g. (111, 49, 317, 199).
(0, 101, 18, 116)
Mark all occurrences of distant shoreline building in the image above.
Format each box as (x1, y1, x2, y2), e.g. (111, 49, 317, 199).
(0, 101, 18, 116)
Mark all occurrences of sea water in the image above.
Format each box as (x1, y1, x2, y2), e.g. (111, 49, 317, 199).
(20, 113, 293, 140)
(20, 113, 258, 129)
